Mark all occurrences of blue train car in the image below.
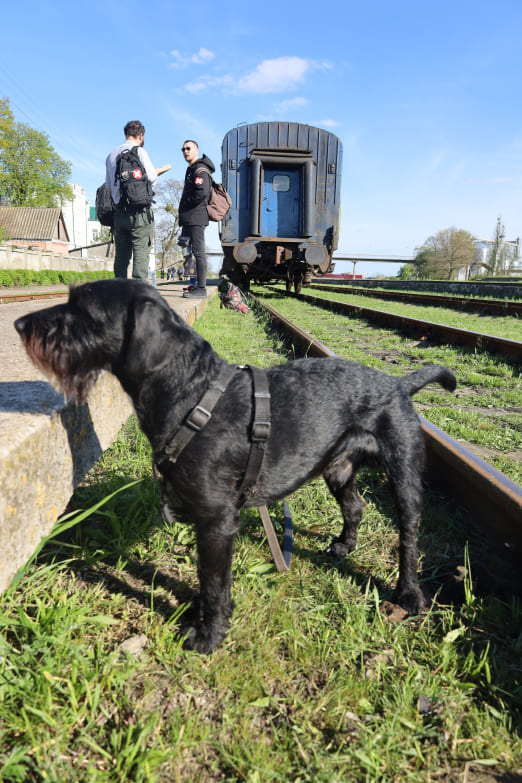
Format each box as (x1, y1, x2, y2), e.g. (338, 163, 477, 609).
(219, 122, 342, 291)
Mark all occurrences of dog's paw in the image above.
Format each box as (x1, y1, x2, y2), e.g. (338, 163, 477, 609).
(325, 539, 355, 558)
(182, 624, 227, 655)
(395, 586, 426, 616)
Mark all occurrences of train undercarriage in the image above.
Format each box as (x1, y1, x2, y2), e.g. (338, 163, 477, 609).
(219, 242, 334, 294)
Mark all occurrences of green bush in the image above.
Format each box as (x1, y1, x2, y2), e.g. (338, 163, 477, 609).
(0, 269, 113, 287)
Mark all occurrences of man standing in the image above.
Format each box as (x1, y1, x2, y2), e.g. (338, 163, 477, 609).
(178, 140, 214, 298)
(106, 121, 158, 280)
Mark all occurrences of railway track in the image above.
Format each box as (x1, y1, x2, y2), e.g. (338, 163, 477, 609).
(269, 286, 522, 362)
(0, 289, 68, 305)
(251, 293, 522, 550)
(311, 282, 522, 316)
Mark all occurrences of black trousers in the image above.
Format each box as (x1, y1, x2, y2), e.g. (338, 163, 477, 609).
(183, 224, 207, 287)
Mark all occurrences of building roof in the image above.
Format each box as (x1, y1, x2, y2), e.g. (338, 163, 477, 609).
(0, 207, 70, 242)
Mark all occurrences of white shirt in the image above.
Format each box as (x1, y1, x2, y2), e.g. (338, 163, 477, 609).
(105, 140, 158, 204)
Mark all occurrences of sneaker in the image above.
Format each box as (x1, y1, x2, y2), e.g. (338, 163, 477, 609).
(183, 287, 207, 299)
(183, 285, 196, 292)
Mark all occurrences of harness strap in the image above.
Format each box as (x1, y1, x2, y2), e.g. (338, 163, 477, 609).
(238, 365, 271, 501)
(154, 361, 293, 572)
(163, 363, 239, 463)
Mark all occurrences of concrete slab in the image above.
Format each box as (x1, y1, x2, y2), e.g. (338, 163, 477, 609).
(0, 280, 216, 592)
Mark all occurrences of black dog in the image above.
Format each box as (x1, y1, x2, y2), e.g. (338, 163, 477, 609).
(14, 279, 456, 653)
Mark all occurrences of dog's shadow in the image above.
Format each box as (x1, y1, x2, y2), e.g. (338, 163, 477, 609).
(37, 473, 200, 630)
(36, 466, 522, 650)
(0, 380, 104, 486)
(0, 380, 64, 415)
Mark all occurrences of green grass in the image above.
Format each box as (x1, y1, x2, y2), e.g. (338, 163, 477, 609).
(1, 298, 521, 782)
(307, 287, 522, 342)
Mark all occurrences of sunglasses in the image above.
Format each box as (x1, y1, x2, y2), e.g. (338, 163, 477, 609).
(181, 146, 192, 152)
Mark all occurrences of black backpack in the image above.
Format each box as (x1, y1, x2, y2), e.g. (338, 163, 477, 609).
(95, 183, 115, 228)
(115, 146, 154, 210)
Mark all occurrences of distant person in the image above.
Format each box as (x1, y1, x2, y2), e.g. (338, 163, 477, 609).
(178, 140, 214, 298)
(106, 121, 158, 280)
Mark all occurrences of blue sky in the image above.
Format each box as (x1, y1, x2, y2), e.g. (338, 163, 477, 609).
(1, 0, 521, 276)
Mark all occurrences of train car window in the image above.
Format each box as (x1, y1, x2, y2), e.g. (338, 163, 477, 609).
(272, 174, 290, 192)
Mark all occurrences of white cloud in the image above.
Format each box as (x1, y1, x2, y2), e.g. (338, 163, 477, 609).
(184, 74, 234, 93)
(315, 118, 339, 128)
(170, 47, 215, 68)
(463, 176, 513, 184)
(178, 55, 331, 96)
(238, 57, 320, 94)
(276, 96, 308, 114)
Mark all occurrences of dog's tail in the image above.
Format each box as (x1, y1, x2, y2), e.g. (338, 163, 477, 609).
(400, 365, 457, 397)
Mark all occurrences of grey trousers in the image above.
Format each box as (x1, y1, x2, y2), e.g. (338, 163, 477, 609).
(183, 223, 207, 287)
(114, 205, 154, 280)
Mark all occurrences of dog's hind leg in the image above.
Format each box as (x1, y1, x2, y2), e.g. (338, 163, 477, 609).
(380, 431, 426, 615)
(323, 453, 364, 557)
(184, 513, 240, 654)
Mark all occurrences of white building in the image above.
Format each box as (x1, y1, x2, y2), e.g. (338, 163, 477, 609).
(61, 184, 102, 251)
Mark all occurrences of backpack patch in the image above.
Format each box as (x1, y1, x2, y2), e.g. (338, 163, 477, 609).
(218, 279, 250, 314)
(95, 183, 115, 228)
(116, 146, 154, 210)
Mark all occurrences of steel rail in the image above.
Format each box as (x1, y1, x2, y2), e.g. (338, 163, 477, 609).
(251, 294, 522, 547)
(279, 288, 522, 362)
(0, 290, 68, 305)
(311, 282, 522, 316)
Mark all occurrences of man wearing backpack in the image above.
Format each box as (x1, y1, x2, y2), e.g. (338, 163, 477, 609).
(178, 140, 214, 298)
(106, 121, 158, 280)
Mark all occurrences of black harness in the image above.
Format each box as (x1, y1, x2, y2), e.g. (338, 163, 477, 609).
(153, 363, 292, 571)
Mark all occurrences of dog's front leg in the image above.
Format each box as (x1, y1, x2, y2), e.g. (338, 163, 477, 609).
(184, 517, 239, 654)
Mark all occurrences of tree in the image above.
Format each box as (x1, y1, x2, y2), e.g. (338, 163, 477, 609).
(153, 177, 184, 272)
(397, 263, 416, 280)
(0, 97, 72, 207)
(413, 227, 477, 280)
(483, 217, 519, 276)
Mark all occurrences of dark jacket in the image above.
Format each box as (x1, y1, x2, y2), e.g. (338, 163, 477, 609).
(178, 154, 215, 227)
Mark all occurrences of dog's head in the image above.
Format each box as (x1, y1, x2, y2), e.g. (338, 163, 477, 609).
(14, 279, 197, 403)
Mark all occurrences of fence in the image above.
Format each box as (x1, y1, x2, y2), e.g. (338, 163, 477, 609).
(0, 244, 113, 273)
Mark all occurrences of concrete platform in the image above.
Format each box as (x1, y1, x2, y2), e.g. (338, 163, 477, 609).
(0, 281, 216, 592)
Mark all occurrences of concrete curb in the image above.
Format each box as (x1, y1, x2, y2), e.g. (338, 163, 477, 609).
(0, 286, 215, 593)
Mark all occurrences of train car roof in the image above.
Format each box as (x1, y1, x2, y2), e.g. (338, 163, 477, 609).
(221, 121, 342, 152)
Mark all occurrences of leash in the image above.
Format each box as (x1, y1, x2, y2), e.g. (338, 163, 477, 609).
(259, 500, 293, 572)
(154, 363, 292, 572)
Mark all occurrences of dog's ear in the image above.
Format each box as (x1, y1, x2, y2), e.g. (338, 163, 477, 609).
(121, 295, 186, 378)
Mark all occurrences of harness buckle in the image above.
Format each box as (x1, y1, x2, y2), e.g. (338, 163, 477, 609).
(186, 405, 212, 431)
(252, 420, 271, 442)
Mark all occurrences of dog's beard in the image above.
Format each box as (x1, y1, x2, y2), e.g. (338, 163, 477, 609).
(21, 331, 101, 403)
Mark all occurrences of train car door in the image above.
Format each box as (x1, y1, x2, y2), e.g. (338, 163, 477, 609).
(261, 168, 301, 237)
